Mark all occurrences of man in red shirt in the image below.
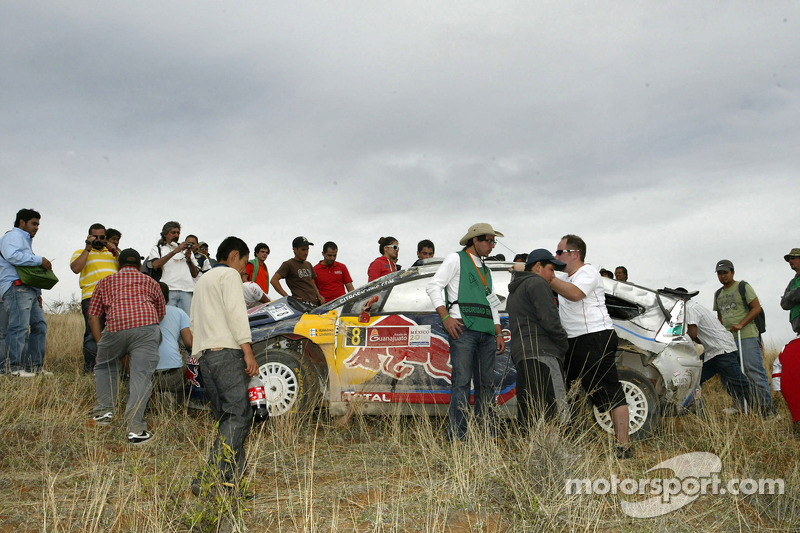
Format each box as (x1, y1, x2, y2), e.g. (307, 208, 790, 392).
(314, 241, 354, 302)
(88, 248, 166, 445)
(245, 242, 270, 294)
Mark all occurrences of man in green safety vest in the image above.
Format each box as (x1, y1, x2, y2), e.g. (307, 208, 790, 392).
(426, 223, 506, 441)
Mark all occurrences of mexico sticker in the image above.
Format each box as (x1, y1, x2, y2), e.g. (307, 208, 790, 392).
(345, 324, 431, 348)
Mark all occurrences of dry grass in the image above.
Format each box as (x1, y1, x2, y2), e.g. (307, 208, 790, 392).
(0, 312, 798, 532)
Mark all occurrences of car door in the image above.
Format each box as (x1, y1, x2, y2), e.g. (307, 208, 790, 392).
(334, 275, 454, 406)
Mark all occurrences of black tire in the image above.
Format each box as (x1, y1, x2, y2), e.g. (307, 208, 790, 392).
(591, 368, 660, 441)
(252, 343, 322, 416)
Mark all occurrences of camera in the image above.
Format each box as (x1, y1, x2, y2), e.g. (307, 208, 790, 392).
(185, 242, 194, 250)
(87, 238, 106, 250)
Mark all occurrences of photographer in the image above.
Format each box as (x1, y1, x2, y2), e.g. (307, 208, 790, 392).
(70, 223, 119, 374)
(148, 221, 199, 316)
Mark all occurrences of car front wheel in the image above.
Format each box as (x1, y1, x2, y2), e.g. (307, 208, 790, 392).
(253, 344, 321, 417)
(592, 369, 660, 440)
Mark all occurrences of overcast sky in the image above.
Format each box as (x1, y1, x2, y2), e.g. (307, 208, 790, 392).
(2, 2, 798, 345)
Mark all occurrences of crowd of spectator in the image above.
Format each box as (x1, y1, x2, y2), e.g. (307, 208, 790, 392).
(1, 207, 798, 493)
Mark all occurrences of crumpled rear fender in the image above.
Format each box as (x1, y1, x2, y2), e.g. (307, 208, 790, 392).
(651, 340, 703, 413)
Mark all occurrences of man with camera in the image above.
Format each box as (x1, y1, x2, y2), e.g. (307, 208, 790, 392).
(148, 221, 200, 316)
(70, 223, 119, 374)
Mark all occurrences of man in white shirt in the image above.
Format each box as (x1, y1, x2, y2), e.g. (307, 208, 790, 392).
(426, 223, 506, 441)
(549, 234, 631, 458)
(148, 221, 199, 316)
(190, 237, 258, 499)
(241, 271, 270, 308)
(677, 288, 752, 413)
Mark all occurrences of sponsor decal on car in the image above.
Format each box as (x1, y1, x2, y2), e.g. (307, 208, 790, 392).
(342, 315, 452, 383)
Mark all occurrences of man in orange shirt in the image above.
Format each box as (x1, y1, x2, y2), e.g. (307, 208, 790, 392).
(245, 243, 270, 295)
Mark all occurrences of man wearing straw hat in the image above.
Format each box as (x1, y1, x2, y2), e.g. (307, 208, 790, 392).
(426, 223, 506, 441)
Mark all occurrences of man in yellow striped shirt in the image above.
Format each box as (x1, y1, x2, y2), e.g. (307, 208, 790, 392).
(70, 223, 119, 373)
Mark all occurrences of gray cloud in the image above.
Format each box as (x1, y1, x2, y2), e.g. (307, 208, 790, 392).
(2, 1, 799, 343)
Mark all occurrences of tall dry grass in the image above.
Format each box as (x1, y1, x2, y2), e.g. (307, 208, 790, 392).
(0, 312, 798, 532)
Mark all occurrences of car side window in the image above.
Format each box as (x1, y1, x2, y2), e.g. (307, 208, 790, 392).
(605, 294, 644, 320)
(382, 277, 434, 313)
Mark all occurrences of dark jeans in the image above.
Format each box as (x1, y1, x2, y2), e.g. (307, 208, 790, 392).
(152, 366, 186, 409)
(701, 351, 752, 411)
(81, 298, 106, 373)
(516, 358, 558, 429)
(198, 349, 253, 483)
(447, 329, 496, 441)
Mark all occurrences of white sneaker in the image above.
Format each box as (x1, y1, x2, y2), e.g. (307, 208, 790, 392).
(127, 430, 155, 445)
(92, 412, 113, 425)
(11, 370, 36, 378)
(722, 407, 740, 415)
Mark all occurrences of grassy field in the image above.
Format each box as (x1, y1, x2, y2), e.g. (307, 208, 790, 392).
(0, 311, 798, 532)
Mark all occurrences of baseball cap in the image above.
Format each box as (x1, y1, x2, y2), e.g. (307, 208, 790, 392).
(784, 248, 800, 262)
(118, 248, 143, 268)
(525, 248, 566, 271)
(715, 259, 734, 272)
(292, 236, 314, 248)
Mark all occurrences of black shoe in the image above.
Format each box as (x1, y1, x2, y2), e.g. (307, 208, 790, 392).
(127, 430, 155, 445)
(615, 444, 633, 459)
(190, 477, 203, 497)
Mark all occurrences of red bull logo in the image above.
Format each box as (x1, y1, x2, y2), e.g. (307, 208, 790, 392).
(185, 355, 201, 388)
(343, 315, 452, 383)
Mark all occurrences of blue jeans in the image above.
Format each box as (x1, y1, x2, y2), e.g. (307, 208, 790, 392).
(168, 290, 192, 316)
(447, 329, 496, 440)
(3, 286, 47, 373)
(734, 336, 774, 415)
(198, 349, 253, 483)
(701, 351, 752, 411)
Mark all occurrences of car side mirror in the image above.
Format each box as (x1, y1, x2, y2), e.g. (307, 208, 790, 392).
(358, 295, 380, 323)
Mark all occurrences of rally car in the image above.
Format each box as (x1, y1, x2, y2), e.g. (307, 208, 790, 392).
(186, 260, 702, 439)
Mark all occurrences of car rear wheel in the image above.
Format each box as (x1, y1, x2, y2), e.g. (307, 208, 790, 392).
(253, 344, 321, 417)
(592, 369, 660, 440)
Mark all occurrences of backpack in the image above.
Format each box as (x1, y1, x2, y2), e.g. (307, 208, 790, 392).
(715, 280, 766, 334)
(141, 245, 163, 281)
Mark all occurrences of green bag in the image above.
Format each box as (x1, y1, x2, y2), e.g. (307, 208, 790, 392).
(15, 265, 59, 290)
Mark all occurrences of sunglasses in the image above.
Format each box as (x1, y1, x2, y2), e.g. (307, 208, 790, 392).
(387, 245, 399, 250)
(555, 249, 578, 256)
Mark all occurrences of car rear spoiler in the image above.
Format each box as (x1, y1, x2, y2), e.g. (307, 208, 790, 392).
(653, 287, 698, 322)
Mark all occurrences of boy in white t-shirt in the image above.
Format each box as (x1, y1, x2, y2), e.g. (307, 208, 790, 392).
(241, 272, 270, 308)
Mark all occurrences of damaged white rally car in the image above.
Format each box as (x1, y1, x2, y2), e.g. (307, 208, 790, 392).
(186, 260, 702, 439)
